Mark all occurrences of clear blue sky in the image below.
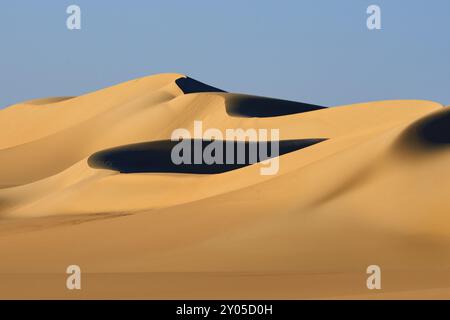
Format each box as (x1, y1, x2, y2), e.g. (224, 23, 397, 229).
(1, 0, 449, 108)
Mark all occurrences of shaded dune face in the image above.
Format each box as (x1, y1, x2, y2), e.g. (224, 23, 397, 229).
(23, 97, 76, 106)
(23, 97, 75, 106)
(396, 107, 450, 151)
(223, 94, 326, 118)
(175, 77, 227, 94)
(88, 139, 327, 174)
(174, 76, 326, 118)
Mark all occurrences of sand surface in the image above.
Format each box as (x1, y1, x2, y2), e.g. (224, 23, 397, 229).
(0, 73, 449, 299)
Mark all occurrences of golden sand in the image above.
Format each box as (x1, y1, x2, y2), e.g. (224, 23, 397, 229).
(0, 73, 449, 299)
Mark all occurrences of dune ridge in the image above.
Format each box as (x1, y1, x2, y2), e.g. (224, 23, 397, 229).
(0, 73, 449, 299)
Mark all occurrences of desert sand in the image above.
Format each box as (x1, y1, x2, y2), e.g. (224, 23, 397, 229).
(0, 73, 450, 299)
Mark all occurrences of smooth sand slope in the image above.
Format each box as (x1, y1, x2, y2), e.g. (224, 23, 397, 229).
(0, 73, 449, 299)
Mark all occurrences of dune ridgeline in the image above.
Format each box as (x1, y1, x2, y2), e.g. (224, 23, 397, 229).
(0, 73, 449, 299)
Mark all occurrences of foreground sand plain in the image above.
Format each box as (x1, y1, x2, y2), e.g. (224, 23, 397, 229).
(0, 73, 449, 299)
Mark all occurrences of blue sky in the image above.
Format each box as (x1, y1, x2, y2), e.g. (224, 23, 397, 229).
(1, 0, 449, 108)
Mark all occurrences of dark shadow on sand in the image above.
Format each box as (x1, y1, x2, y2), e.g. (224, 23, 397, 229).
(414, 109, 450, 145)
(397, 107, 450, 151)
(175, 76, 325, 118)
(175, 77, 227, 94)
(88, 139, 327, 174)
(224, 95, 326, 118)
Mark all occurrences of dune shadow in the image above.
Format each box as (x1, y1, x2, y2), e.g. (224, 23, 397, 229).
(175, 77, 226, 94)
(24, 96, 76, 106)
(224, 94, 326, 118)
(397, 107, 450, 151)
(88, 139, 327, 174)
(414, 109, 450, 145)
(175, 77, 325, 118)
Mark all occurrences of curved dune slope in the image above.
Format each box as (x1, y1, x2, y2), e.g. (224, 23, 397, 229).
(0, 73, 449, 299)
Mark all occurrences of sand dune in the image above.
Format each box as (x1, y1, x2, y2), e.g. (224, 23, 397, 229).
(0, 73, 449, 299)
